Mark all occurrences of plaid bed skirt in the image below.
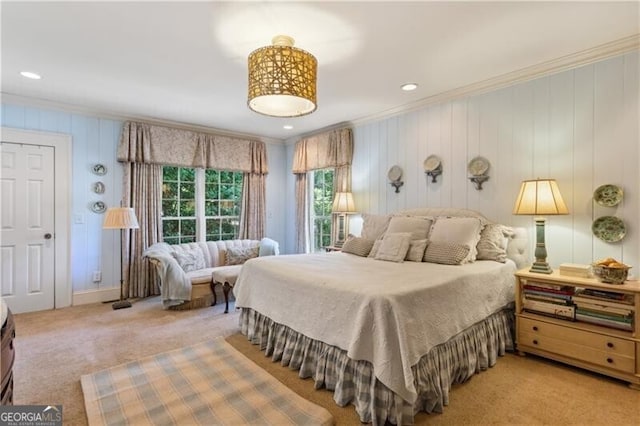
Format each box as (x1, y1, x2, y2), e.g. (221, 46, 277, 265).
(239, 307, 514, 425)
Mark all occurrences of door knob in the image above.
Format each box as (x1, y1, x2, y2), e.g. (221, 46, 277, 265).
(44, 233, 52, 239)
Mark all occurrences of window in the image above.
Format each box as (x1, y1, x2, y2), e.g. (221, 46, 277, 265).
(162, 166, 243, 244)
(311, 168, 334, 252)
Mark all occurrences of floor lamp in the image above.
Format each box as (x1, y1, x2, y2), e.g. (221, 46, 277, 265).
(103, 207, 139, 309)
(513, 178, 569, 274)
(332, 192, 356, 247)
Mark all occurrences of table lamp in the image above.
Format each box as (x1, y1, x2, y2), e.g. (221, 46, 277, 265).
(513, 178, 568, 274)
(331, 192, 356, 247)
(103, 207, 139, 309)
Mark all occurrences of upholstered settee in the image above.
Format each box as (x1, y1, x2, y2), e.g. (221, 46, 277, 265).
(143, 238, 279, 310)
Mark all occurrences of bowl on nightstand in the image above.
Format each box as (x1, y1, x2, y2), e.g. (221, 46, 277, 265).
(592, 264, 631, 284)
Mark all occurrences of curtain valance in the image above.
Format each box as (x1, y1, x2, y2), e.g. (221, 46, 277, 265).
(292, 127, 353, 173)
(118, 121, 268, 174)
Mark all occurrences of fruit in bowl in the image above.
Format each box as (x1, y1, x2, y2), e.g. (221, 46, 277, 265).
(592, 258, 631, 284)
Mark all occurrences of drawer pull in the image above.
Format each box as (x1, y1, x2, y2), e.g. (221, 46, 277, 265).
(532, 326, 538, 331)
(532, 339, 538, 345)
(606, 358, 614, 364)
(606, 342, 614, 348)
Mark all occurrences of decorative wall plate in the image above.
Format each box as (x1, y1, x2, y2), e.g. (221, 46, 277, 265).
(467, 156, 490, 176)
(387, 165, 403, 181)
(593, 184, 623, 207)
(91, 201, 107, 213)
(92, 164, 107, 175)
(592, 216, 626, 243)
(423, 155, 441, 172)
(93, 181, 105, 194)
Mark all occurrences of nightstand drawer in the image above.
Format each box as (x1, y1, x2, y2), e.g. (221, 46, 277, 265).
(519, 330, 635, 373)
(519, 317, 634, 356)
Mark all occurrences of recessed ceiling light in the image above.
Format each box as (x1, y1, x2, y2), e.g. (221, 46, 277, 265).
(401, 83, 418, 91)
(20, 71, 42, 80)
(283, 125, 293, 130)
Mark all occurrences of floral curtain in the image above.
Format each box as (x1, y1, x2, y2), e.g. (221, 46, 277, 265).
(292, 127, 353, 253)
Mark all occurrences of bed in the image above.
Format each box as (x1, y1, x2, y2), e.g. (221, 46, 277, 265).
(234, 208, 528, 425)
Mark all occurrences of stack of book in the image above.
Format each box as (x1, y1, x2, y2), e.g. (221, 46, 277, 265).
(522, 281, 575, 320)
(572, 289, 634, 331)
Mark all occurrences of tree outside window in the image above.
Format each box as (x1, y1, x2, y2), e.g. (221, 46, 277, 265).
(312, 169, 334, 252)
(162, 166, 242, 243)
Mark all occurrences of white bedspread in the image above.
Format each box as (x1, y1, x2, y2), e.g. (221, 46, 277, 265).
(234, 253, 516, 404)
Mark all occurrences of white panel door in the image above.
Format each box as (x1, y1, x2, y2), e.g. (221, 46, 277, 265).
(0, 142, 55, 313)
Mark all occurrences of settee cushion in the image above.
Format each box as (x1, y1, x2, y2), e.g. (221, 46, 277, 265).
(172, 248, 206, 272)
(226, 246, 259, 265)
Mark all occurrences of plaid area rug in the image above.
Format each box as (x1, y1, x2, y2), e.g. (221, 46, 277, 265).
(80, 337, 334, 426)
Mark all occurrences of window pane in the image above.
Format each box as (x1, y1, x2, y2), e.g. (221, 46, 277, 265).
(180, 182, 195, 199)
(205, 200, 218, 216)
(181, 219, 196, 236)
(205, 183, 219, 199)
(163, 220, 179, 237)
(179, 200, 196, 216)
(205, 170, 219, 184)
(163, 166, 179, 181)
(162, 200, 178, 217)
(180, 168, 195, 182)
(220, 171, 234, 183)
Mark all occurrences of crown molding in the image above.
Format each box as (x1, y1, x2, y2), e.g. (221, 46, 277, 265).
(0, 92, 285, 146)
(350, 35, 640, 127)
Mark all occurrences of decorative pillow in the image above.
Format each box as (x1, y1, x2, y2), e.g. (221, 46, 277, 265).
(423, 241, 471, 265)
(428, 217, 484, 263)
(406, 239, 429, 262)
(386, 216, 433, 241)
(368, 239, 382, 258)
(476, 224, 515, 263)
(342, 236, 375, 257)
(225, 246, 259, 266)
(172, 248, 206, 272)
(374, 232, 412, 263)
(361, 213, 391, 241)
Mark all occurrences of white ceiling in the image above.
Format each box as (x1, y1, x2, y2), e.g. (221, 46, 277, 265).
(2, 1, 638, 140)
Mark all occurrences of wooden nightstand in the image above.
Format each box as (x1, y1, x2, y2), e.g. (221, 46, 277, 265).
(324, 245, 342, 252)
(515, 269, 640, 389)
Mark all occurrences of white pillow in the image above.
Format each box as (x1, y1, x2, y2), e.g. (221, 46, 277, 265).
(428, 217, 483, 263)
(374, 232, 412, 263)
(385, 216, 433, 241)
(476, 224, 514, 263)
(361, 213, 391, 241)
(406, 239, 428, 262)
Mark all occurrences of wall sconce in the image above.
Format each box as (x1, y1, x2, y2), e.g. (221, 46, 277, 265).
(387, 165, 404, 193)
(423, 155, 442, 183)
(467, 156, 490, 190)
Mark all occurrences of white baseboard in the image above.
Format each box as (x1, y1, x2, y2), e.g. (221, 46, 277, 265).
(73, 287, 121, 306)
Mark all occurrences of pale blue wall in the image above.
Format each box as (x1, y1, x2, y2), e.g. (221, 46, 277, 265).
(285, 52, 640, 270)
(1, 104, 287, 295)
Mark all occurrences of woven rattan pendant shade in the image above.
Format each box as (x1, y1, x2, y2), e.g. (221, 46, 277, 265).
(248, 35, 317, 117)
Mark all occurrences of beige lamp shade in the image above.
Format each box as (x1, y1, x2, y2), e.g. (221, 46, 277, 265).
(103, 207, 140, 229)
(513, 179, 569, 216)
(248, 35, 317, 117)
(332, 192, 357, 213)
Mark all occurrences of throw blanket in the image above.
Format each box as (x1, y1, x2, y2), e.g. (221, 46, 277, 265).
(143, 248, 191, 308)
(234, 253, 516, 404)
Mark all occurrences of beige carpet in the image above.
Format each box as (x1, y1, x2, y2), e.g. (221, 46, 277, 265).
(12, 297, 640, 425)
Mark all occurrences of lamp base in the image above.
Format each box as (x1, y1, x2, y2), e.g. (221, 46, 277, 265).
(529, 261, 553, 274)
(112, 299, 132, 310)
